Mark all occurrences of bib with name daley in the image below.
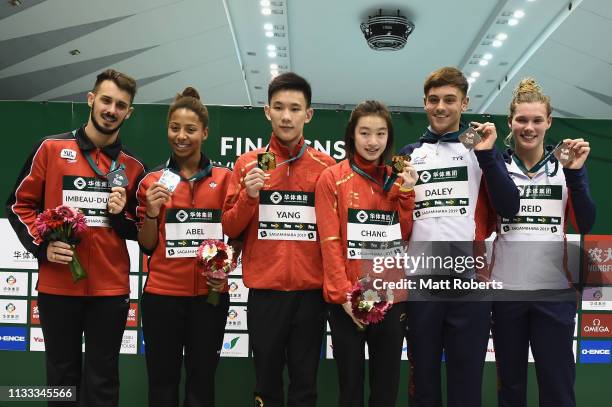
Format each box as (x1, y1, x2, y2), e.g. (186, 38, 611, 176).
(411, 145, 474, 220)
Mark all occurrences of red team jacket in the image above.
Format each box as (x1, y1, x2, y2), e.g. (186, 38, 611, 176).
(222, 135, 336, 291)
(315, 156, 415, 304)
(6, 127, 145, 296)
(136, 155, 232, 296)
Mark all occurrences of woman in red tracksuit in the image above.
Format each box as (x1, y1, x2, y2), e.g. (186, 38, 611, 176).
(315, 100, 417, 407)
(137, 87, 232, 407)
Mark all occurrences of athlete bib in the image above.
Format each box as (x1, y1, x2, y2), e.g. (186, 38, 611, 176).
(258, 190, 317, 241)
(413, 165, 469, 220)
(164, 208, 223, 258)
(501, 184, 563, 235)
(62, 176, 111, 227)
(347, 209, 403, 259)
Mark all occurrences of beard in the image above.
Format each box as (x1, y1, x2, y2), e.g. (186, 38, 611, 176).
(90, 102, 125, 135)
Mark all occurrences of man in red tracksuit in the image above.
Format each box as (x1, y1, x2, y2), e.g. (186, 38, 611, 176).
(6, 69, 145, 407)
(222, 72, 335, 407)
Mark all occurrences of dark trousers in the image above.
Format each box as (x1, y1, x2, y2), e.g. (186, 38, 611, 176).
(247, 289, 325, 407)
(37, 292, 130, 407)
(492, 301, 576, 407)
(328, 302, 406, 407)
(406, 301, 491, 407)
(141, 292, 229, 407)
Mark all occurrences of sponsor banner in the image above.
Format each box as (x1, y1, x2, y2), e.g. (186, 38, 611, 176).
(225, 306, 248, 331)
(581, 314, 612, 338)
(30, 299, 39, 325)
(31, 273, 38, 296)
(582, 286, 612, 311)
(584, 235, 612, 284)
(129, 275, 139, 300)
(127, 240, 140, 273)
(0, 299, 27, 324)
(0, 271, 28, 297)
(580, 340, 612, 364)
(220, 333, 249, 358)
(0, 326, 27, 351)
(126, 303, 138, 328)
(120, 330, 138, 355)
(29, 327, 45, 352)
(0, 219, 38, 269)
(228, 278, 248, 303)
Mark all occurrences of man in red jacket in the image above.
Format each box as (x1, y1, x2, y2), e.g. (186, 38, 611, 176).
(6, 69, 145, 407)
(223, 72, 335, 407)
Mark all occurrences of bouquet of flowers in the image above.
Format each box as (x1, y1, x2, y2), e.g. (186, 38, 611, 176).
(34, 205, 88, 282)
(196, 239, 237, 306)
(348, 276, 394, 329)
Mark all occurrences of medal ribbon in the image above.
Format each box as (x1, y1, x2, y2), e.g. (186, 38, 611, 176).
(265, 142, 307, 167)
(350, 162, 397, 192)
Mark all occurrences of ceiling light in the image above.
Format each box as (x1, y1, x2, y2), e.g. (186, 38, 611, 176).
(471, 71, 480, 78)
(69, 49, 81, 56)
(508, 18, 519, 26)
(270, 69, 279, 77)
(467, 77, 476, 84)
(492, 40, 503, 47)
(496, 33, 508, 41)
(267, 51, 277, 58)
(513, 10, 525, 18)
(265, 31, 274, 38)
(270, 63, 278, 69)
(483, 53, 493, 60)
(479, 59, 489, 66)
(264, 23, 273, 31)
(267, 45, 276, 51)
(260, 0, 271, 6)
(261, 8, 271, 15)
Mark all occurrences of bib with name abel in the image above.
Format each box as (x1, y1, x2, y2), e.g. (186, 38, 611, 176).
(347, 209, 403, 259)
(413, 164, 469, 220)
(500, 184, 563, 235)
(164, 208, 223, 258)
(258, 190, 317, 241)
(62, 176, 111, 227)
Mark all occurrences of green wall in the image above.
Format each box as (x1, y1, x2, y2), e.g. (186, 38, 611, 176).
(0, 101, 610, 406)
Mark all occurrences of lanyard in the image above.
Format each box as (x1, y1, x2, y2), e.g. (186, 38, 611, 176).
(266, 142, 307, 167)
(350, 162, 397, 192)
(512, 141, 561, 176)
(165, 159, 213, 182)
(72, 130, 119, 178)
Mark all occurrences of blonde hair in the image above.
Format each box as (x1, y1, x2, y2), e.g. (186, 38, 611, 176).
(505, 78, 551, 146)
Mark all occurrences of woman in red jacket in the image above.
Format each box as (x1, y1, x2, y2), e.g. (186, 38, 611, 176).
(137, 87, 232, 407)
(315, 100, 417, 407)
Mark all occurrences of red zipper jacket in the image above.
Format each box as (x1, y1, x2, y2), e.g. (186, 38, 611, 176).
(315, 156, 415, 304)
(6, 127, 146, 296)
(222, 135, 336, 291)
(137, 154, 232, 296)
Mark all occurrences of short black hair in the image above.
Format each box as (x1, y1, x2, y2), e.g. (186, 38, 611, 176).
(268, 72, 312, 107)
